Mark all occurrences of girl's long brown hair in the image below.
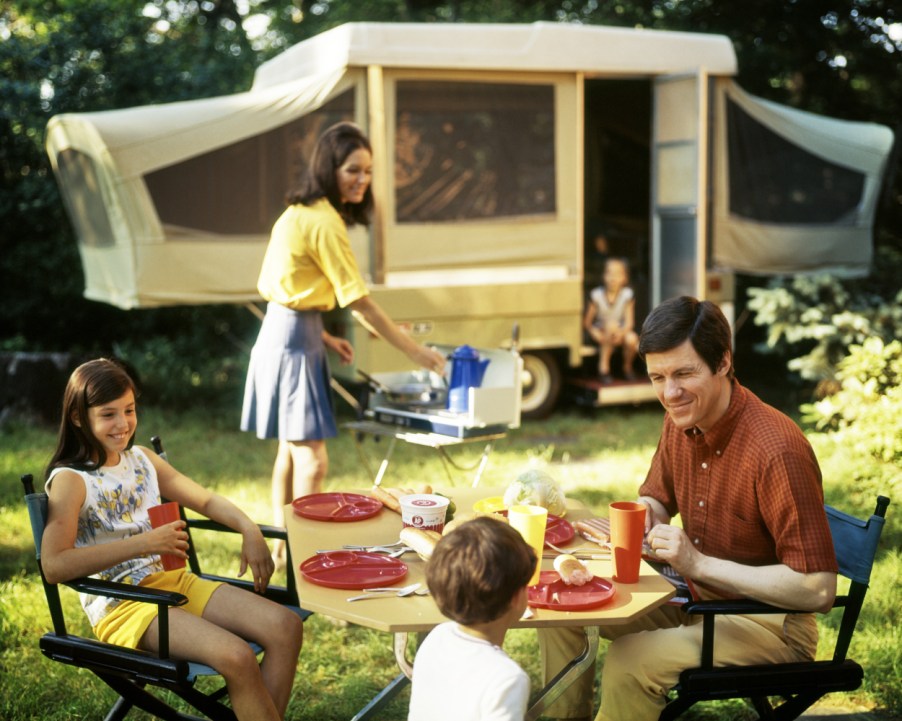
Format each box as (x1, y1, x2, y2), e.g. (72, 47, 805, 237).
(45, 358, 138, 479)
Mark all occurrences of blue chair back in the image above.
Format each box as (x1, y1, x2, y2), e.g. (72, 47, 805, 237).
(827, 499, 887, 585)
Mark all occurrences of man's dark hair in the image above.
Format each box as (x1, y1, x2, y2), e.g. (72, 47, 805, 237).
(286, 121, 374, 227)
(426, 517, 536, 626)
(638, 296, 734, 378)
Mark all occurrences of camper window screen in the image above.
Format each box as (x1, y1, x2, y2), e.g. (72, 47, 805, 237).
(56, 149, 117, 248)
(394, 81, 555, 223)
(726, 98, 865, 225)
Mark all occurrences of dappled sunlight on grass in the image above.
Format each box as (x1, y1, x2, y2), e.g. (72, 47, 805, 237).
(2, 402, 899, 720)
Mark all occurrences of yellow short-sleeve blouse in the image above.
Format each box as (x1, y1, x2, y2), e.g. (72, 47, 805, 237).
(256, 198, 369, 311)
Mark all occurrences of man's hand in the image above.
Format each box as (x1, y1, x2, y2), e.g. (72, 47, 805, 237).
(646, 523, 698, 576)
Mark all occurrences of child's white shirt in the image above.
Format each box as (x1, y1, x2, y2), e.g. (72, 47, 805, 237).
(408, 621, 529, 721)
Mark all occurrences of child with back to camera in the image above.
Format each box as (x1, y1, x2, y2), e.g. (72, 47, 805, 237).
(408, 517, 538, 721)
(41, 358, 303, 721)
(583, 256, 640, 384)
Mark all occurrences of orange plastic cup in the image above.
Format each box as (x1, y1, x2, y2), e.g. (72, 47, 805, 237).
(147, 501, 186, 571)
(508, 504, 548, 585)
(609, 501, 646, 583)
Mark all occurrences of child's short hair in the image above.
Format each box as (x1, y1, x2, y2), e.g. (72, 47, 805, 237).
(426, 517, 537, 626)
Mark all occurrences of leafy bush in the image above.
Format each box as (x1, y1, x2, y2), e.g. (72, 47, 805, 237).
(746, 258, 902, 389)
(802, 337, 902, 466)
(114, 335, 250, 411)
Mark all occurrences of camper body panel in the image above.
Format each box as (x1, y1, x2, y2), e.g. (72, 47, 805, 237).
(44, 22, 894, 414)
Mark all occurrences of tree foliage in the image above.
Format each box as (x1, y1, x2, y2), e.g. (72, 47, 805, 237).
(2, 0, 900, 368)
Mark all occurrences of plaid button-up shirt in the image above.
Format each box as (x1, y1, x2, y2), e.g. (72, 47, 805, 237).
(640, 381, 838, 580)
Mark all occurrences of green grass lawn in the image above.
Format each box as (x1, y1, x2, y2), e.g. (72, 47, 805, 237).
(1, 402, 899, 720)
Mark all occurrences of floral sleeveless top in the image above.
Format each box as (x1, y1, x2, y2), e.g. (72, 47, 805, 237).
(46, 447, 165, 626)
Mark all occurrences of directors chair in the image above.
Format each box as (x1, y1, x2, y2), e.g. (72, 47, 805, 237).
(660, 495, 890, 721)
(22, 442, 310, 721)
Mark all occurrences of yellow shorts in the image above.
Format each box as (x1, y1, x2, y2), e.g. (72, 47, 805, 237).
(93, 568, 223, 649)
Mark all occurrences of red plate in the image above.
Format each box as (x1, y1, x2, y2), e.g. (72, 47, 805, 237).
(527, 571, 616, 611)
(292, 492, 383, 522)
(299, 552, 408, 589)
(544, 515, 575, 547)
(498, 511, 574, 547)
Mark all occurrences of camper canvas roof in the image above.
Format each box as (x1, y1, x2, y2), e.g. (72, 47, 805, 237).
(251, 21, 738, 90)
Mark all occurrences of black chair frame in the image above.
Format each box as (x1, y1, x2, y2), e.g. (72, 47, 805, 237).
(23, 437, 310, 721)
(660, 495, 890, 721)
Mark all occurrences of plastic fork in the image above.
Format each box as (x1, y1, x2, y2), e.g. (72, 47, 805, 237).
(346, 583, 421, 602)
(317, 545, 412, 558)
(343, 541, 404, 550)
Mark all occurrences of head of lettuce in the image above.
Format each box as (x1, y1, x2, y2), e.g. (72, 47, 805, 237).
(503, 469, 567, 516)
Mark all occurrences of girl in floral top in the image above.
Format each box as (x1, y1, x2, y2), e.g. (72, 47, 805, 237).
(42, 358, 302, 721)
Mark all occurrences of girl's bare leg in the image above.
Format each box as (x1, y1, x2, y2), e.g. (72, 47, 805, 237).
(202, 585, 303, 717)
(599, 340, 615, 378)
(140, 586, 303, 720)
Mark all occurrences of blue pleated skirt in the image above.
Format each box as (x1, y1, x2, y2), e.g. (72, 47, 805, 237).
(240, 303, 337, 441)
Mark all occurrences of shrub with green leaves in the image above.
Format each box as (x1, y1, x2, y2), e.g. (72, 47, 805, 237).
(746, 266, 902, 387)
(802, 337, 902, 467)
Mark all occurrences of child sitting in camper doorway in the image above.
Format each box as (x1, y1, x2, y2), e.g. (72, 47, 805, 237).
(407, 517, 537, 721)
(41, 358, 303, 721)
(583, 256, 639, 384)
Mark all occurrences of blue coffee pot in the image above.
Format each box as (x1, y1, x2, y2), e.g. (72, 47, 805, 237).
(446, 345, 490, 413)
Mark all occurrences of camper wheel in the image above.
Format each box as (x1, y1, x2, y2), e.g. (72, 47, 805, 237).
(520, 350, 561, 419)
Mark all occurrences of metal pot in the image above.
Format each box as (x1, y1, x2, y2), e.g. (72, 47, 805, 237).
(358, 371, 448, 408)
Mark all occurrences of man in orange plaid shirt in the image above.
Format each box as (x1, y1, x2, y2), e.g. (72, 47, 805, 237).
(541, 296, 838, 721)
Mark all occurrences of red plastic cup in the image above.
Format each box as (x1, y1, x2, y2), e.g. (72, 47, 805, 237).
(609, 501, 647, 583)
(147, 501, 186, 571)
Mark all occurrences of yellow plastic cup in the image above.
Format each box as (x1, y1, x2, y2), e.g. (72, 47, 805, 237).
(507, 504, 548, 585)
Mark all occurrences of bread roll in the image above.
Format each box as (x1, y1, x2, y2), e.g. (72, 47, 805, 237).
(400, 527, 442, 561)
(553, 554, 594, 586)
(371, 485, 401, 512)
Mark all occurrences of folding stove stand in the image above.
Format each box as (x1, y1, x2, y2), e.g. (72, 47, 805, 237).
(344, 419, 505, 487)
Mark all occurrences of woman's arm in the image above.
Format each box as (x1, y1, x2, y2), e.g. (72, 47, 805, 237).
(348, 295, 445, 372)
(146, 448, 274, 592)
(41, 470, 188, 584)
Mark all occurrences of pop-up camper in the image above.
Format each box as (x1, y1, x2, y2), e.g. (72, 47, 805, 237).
(45, 22, 894, 417)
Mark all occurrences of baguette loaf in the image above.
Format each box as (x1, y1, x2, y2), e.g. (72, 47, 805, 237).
(400, 527, 442, 561)
(371, 485, 401, 512)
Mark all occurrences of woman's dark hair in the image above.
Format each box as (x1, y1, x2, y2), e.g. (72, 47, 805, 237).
(285, 121, 373, 227)
(46, 358, 138, 478)
(638, 296, 734, 378)
(426, 517, 536, 626)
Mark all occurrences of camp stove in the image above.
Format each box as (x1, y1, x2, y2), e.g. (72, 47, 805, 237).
(364, 345, 522, 439)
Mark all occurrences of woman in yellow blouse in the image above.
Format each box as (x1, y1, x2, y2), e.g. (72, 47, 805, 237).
(241, 123, 445, 559)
